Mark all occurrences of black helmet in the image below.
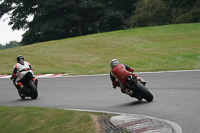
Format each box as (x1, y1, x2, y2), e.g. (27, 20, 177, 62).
(17, 55, 24, 63)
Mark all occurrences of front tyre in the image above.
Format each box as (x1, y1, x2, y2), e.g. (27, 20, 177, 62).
(18, 90, 25, 99)
(28, 81, 38, 99)
(134, 82, 154, 102)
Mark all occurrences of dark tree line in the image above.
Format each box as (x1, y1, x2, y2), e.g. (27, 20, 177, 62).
(0, 41, 21, 50)
(0, 0, 200, 45)
(126, 0, 200, 27)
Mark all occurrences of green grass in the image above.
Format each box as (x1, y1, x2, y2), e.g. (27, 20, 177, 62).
(0, 23, 200, 75)
(0, 106, 97, 133)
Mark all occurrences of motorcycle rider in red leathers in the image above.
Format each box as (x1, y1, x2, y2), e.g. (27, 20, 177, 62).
(10, 55, 38, 90)
(110, 59, 146, 97)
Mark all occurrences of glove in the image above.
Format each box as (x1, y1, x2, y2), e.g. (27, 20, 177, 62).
(127, 68, 134, 72)
(10, 74, 16, 80)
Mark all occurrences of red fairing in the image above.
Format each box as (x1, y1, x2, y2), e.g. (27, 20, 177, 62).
(111, 64, 135, 89)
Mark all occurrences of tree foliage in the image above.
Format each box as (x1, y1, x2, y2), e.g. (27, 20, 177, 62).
(0, 0, 200, 45)
(126, 0, 200, 27)
(126, 0, 170, 27)
(0, 41, 21, 50)
(0, 0, 135, 45)
(164, 0, 200, 23)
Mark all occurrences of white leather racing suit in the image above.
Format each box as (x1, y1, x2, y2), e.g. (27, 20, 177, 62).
(12, 61, 35, 82)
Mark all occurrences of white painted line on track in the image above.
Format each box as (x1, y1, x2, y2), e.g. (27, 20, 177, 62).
(136, 69, 200, 74)
(0, 75, 11, 78)
(55, 69, 200, 78)
(1, 70, 199, 79)
(36, 74, 54, 78)
(0, 73, 65, 79)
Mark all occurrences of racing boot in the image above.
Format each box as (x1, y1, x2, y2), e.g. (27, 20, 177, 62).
(125, 89, 133, 97)
(16, 82, 23, 91)
(136, 75, 146, 86)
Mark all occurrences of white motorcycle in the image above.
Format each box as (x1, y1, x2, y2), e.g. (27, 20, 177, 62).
(12, 71, 38, 99)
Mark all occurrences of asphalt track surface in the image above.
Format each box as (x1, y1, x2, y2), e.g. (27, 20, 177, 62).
(0, 70, 200, 133)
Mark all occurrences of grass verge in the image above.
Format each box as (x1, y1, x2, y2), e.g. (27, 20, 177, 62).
(0, 23, 200, 75)
(0, 106, 102, 133)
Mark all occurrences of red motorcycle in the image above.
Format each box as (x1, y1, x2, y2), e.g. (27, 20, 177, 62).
(127, 75, 153, 102)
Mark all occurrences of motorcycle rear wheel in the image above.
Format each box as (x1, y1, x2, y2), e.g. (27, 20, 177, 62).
(134, 82, 154, 102)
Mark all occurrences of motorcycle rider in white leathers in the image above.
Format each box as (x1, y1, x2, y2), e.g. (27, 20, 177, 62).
(11, 55, 37, 90)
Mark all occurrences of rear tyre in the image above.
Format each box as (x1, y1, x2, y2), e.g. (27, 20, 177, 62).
(134, 82, 154, 102)
(28, 81, 38, 99)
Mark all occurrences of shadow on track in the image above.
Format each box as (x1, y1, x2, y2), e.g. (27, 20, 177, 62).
(11, 98, 39, 103)
(117, 100, 153, 107)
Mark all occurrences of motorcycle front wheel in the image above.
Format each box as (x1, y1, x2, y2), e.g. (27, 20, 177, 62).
(28, 81, 38, 99)
(18, 90, 25, 99)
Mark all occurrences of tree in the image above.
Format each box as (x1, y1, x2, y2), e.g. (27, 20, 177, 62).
(126, 0, 170, 28)
(0, 41, 21, 50)
(99, 0, 138, 29)
(0, 0, 37, 30)
(0, 44, 3, 49)
(164, 0, 200, 23)
(0, 0, 136, 45)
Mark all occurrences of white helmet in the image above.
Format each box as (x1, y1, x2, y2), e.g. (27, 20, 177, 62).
(110, 59, 119, 68)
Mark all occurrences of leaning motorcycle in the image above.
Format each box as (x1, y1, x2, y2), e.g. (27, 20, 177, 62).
(12, 71, 38, 99)
(127, 75, 153, 102)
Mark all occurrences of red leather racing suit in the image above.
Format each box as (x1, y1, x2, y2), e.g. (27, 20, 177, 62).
(110, 64, 136, 93)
